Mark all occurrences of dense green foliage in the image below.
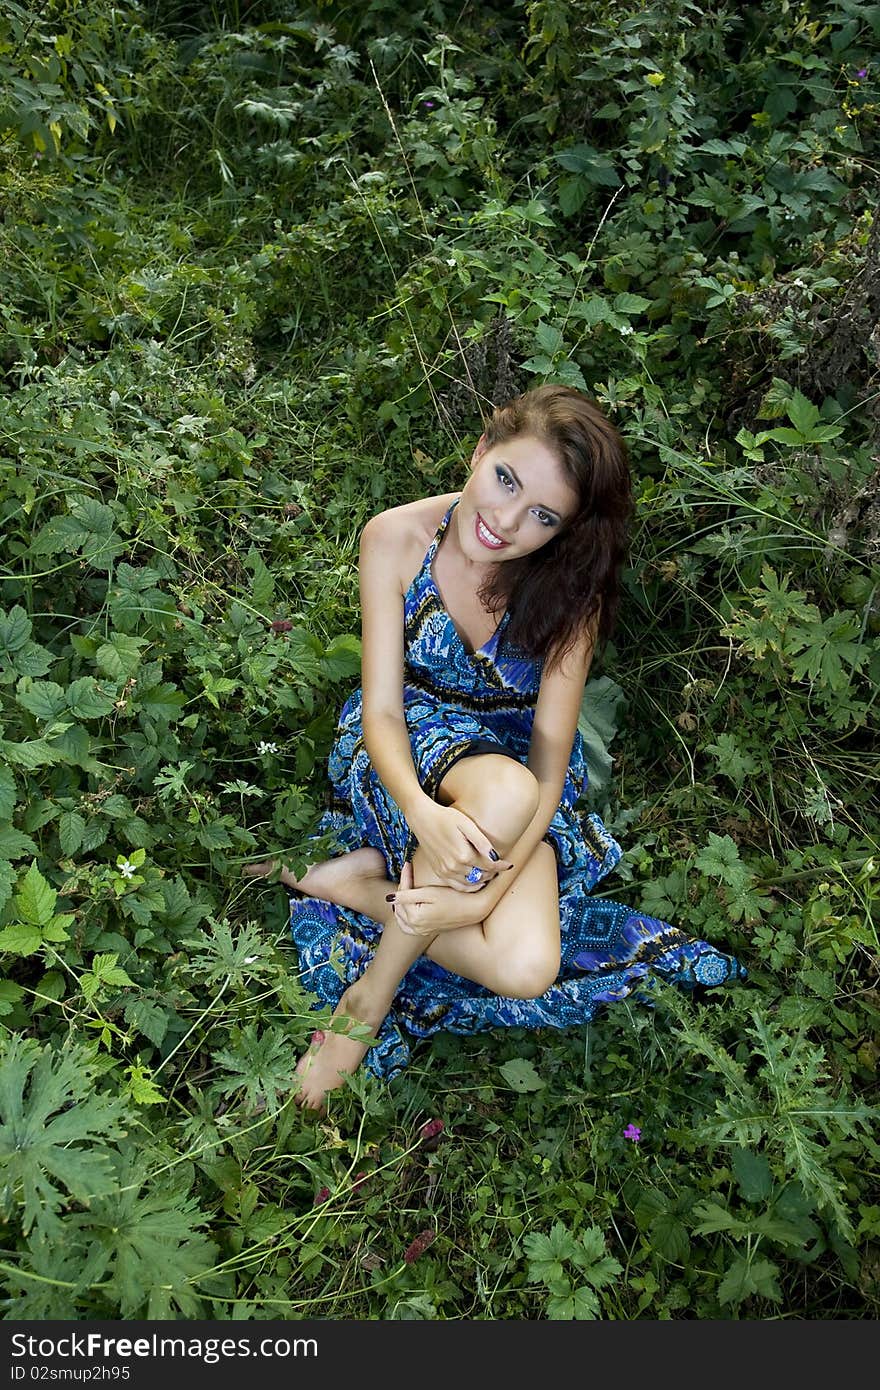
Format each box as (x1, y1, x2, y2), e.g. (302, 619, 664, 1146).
(0, 0, 878, 1319)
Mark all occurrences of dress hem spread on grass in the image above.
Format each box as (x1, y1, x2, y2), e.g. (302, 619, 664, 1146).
(288, 500, 747, 1080)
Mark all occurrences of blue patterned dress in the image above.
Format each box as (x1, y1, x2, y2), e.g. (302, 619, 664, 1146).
(289, 499, 746, 1077)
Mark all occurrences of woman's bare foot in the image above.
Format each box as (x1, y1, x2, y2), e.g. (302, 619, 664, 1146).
(241, 859, 300, 889)
(241, 847, 388, 906)
(295, 984, 385, 1111)
(300, 847, 387, 903)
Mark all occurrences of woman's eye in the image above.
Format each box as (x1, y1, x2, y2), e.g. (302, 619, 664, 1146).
(496, 468, 515, 491)
(535, 511, 555, 527)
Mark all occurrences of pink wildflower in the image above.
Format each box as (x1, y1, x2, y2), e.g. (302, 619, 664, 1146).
(419, 1118, 444, 1145)
(403, 1229, 436, 1264)
(623, 1123, 642, 1143)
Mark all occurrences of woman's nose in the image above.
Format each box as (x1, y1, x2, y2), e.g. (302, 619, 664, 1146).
(499, 502, 524, 535)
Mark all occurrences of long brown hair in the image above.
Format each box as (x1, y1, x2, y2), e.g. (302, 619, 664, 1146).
(477, 385, 633, 670)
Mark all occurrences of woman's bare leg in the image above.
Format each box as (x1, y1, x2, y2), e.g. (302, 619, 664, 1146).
(242, 846, 389, 904)
(295, 755, 559, 1109)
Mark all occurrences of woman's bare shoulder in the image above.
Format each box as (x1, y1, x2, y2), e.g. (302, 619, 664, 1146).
(360, 493, 460, 583)
(361, 492, 461, 595)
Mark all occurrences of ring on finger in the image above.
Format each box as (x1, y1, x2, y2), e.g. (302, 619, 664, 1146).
(466, 865, 483, 884)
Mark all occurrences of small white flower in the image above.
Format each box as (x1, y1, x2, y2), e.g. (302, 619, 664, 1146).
(243, 955, 258, 964)
(119, 860, 136, 879)
(257, 741, 278, 755)
(619, 324, 634, 336)
(446, 257, 456, 266)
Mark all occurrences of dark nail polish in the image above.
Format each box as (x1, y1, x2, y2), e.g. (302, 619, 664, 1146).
(385, 893, 396, 902)
(489, 849, 500, 862)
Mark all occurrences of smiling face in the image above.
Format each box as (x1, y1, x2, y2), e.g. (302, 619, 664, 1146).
(454, 432, 580, 565)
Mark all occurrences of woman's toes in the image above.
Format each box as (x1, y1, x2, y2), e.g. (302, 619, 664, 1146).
(241, 859, 275, 879)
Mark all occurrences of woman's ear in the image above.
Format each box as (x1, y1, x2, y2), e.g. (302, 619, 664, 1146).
(469, 434, 488, 468)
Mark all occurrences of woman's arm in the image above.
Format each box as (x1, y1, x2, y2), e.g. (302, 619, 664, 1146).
(391, 609, 601, 934)
(358, 509, 506, 886)
(481, 610, 600, 911)
(358, 510, 425, 820)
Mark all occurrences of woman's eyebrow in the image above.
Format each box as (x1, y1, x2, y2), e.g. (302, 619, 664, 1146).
(501, 462, 563, 520)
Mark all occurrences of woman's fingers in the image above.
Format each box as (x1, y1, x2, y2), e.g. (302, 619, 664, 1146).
(457, 818, 512, 875)
(393, 899, 431, 936)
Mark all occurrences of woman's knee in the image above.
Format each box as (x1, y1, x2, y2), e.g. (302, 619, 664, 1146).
(447, 755, 540, 842)
(491, 943, 561, 1000)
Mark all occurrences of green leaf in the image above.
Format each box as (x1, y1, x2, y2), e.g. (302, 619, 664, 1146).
(571, 295, 613, 326)
(0, 860, 15, 913)
(246, 546, 275, 614)
(718, 1255, 782, 1306)
(553, 143, 619, 189)
(123, 997, 171, 1049)
(545, 1291, 576, 1319)
(66, 677, 117, 720)
(96, 634, 147, 681)
(612, 292, 652, 315)
(703, 732, 758, 788)
(1, 738, 66, 771)
(786, 612, 868, 692)
(14, 862, 56, 925)
(555, 141, 601, 173)
(124, 1062, 165, 1105)
(785, 389, 820, 436)
(6, 642, 53, 681)
(0, 825, 39, 860)
(577, 675, 625, 795)
(16, 679, 68, 721)
(524, 1221, 581, 1281)
(0, 1035, 128, 1236)
(58, 811, 86, 856)
(195, 820, 233, 849)
(535, 321, 564, 356)
(0, 606, 32, 655)
(499, 1057, 546, 1092)
(0, 923, 42, 954)
(520, 353, 555, 375)
(693, 832, 747, 885)
(187, 911, 276, 989)
(732, 1147, 774, 1203)
(649, 1210, 690, 1262)
(121, 885, 165, 926)
(0, 766, 17, 821)
(322, 634, 361, 680)
(82, 952, 135, 1002)
(0, 980, 24, 1016)
(69, 1147, 217, 1318)
(136, 683, 185, 721)
(558, 176, 590, 217)
(568, 1284, 601, 1318)
(31, 499, 124, 570)
(725, 880, 774, 926)
(213, 1022, 298, 1113)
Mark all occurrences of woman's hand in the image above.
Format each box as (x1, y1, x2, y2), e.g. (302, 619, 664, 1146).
(406, 798, 511, 892)
(390, 862, 502, 937)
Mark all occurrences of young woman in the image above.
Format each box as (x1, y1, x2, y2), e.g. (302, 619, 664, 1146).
(246, 385, 745, 1110)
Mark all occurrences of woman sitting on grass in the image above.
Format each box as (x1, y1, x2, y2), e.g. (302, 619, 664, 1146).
(245, 384, 746, 1110)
